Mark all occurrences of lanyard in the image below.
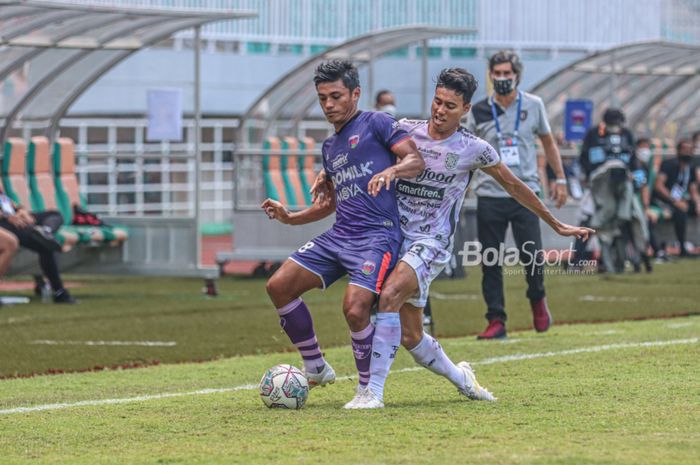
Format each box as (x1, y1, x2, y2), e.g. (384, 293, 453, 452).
(677, 165, 690, 191)
(490, 91, 522, 146)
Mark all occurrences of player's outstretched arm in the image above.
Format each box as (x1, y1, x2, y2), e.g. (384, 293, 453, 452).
(261, 192, 336, 226)
(368, 138, 425, 196)
(482, 162, 594, 240)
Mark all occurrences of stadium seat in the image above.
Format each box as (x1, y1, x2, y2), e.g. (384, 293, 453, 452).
(51, 137, 128, 245)
(1, 137, 79, 249)
(262, 137, 288, 204)
(281, 136, 306, 207)
(298, 137, 316, 206)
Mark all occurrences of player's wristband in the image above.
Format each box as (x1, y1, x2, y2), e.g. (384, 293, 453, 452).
(555, 178, 568, 185)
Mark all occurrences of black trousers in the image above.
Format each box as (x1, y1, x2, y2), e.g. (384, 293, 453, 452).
(477, 196, 545, 322)
(0, 211, 64, 291)
(671, 201, 698, 253)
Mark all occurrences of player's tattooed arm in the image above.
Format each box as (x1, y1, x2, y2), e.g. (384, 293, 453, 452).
(262, 183, 336, 225)
(482, 162, 595, 240)
(309, 169, 333, 207)
(368, 138, 425, 196)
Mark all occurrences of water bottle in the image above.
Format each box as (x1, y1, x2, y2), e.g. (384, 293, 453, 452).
(41, 283, 52, 304)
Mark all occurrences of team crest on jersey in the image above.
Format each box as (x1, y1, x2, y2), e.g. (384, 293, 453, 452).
(361, 260, 376, 275)
(445, 152, 459, 170)
(349, 135, 360, 149)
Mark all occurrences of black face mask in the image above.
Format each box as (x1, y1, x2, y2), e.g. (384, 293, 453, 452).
(680, 155, 693, 164)
(493, 78, 514, 95)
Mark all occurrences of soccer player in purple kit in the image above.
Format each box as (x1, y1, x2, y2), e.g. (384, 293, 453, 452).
(261, 60, 424, 408)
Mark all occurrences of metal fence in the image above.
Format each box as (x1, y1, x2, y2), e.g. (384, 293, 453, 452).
(44, 0, 700, 50)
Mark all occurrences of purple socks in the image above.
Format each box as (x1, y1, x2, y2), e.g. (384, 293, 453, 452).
(350, 324, 375, 387)
(276, 298, 326, 373)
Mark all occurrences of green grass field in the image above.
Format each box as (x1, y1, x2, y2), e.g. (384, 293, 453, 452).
(1, 261, 699, 464)
(0, 317, 698, 464)
(1, 260, 699, 377)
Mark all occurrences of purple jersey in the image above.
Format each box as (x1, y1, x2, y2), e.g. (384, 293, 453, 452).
(322, 111, 409, 238)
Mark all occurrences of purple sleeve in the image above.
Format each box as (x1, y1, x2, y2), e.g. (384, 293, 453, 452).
(370, 111, 411, 150)
(321, 140, 330, 172)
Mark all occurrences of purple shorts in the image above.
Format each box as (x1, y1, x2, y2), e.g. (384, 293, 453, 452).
(289, 228, 400, 294)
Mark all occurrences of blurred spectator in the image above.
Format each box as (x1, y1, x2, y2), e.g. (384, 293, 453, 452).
(578, 108, 648, 272)
(0, 228, 19, 277)
(636, 138, 670, 261)
(653, 139, 700, 257)
(374, 89, 396, 117)
(0, 192, 76, 303)
(693, 130, 700, 156)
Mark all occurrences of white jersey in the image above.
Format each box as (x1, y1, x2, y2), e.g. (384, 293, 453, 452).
(397, 119, 500, 251)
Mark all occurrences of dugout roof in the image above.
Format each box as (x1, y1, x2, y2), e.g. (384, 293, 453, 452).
(531, 41, 700, 138)
(0, 0, 257, 142)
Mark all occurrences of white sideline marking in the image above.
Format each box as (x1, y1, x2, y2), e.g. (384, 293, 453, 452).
(584, 330, 625, 336)
(431, 292, 480, 301)
(665, 322, 693, 329)
(30, 340, 177, 347)
(1, 337, 696, 416)
(578, 295, 638, 303)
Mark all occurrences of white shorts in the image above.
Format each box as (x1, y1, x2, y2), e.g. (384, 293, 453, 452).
(399, 239, 452, 308)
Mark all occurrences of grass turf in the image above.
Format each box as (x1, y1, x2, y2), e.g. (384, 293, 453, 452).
(0, 317, 698, 465)
(0, 259, 699, 377)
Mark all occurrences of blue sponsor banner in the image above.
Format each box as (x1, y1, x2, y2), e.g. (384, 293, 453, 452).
(564, 99, 593, 142)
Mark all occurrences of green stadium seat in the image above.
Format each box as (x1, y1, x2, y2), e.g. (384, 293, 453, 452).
(262, 137, 288, 204)
(262, 136, 317, 208)
(51, 137, 128, 245)
(1, 137, 79, 249)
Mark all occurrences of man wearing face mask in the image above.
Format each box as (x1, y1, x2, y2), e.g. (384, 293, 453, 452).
(375, 89, 397, 117)
(636, 138, 669, 262)
(465, 50, 568, 340)
(653, 139, 700, 257)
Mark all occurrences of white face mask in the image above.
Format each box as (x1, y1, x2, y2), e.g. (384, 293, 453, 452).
(637, 147, 652, 164)
(378, 104, 397, 117)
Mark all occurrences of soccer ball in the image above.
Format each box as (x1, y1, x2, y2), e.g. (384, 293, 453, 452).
(259, 364, 309, 409)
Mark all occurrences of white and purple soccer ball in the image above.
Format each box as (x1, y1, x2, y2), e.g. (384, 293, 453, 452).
(259, 364, 309, 409)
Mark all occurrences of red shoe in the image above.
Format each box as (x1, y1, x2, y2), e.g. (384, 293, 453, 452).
(531, 297, 552, 332)
(477, 320, 506, 339)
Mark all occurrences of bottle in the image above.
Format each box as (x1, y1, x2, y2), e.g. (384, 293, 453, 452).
(41, 282, 52, 304)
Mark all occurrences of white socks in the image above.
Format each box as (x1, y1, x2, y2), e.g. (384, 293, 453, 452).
(368, 312, 401, 401)
(409, 332, 464, 388)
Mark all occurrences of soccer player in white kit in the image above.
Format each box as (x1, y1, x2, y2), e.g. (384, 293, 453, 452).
(346, 68, 594, 409)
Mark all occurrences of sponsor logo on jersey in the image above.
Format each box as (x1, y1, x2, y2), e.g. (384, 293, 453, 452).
(419, 224, 431, 233)
(349, 134, 360, 148)
(400, 215, 409, 226)
(415, 167, 457, 184)
(520, 110, 528, 121)
(331, 152, 349, 170)
(336, 183, 363, 202)
(445, 152, 459, 170)
(361, 260, 376, 276)
(396, 180, 445, 200)
(477, 147, 498, 166)
(331, 162, 374, 185)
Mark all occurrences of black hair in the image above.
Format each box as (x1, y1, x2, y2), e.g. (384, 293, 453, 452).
(636, 137, 651, 147)
(435, 68, 478, 104)
(677, 138, 693, 154)
(488, 50, 523, 84)
(313, 60, 360, 91)
(603, 108, 625, 126)
(375, 89, 393, 105)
